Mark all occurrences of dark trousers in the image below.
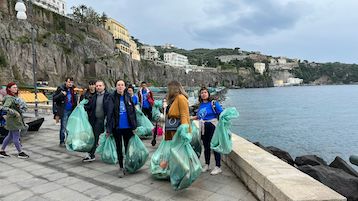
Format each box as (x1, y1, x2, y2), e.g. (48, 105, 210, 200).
(142, 107, 152, 121)
(202, 122, 221, 167)
(113, 128, 134, 168)
(89, 118, 105, 158)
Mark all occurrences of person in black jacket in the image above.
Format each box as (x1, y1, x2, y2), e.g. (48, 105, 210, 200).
(53, 77, 77, 146)
(80, 80, 96, 103)
(82, 80, 110, 162)
(106, 79, 137, 177)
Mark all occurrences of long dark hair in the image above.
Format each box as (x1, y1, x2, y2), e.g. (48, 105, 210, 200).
(198, 86, 213, 103)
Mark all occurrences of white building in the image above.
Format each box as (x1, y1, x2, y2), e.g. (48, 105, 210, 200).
(286, 77, 303, 85)
(164, 52, 189, 67)
(140, 46, 159, 61)
(254, 62, 266, 75)
(278, 57, 287, 64)
(161, 43, 175, 49)
(33, 0, 66, 15)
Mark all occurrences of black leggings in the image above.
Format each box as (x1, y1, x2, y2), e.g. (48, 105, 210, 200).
(142, 107, 152, 121)
(113, 128, 134, 168)
(201, 122, 221, 167)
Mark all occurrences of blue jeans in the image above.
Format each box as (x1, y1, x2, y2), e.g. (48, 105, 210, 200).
(59, 110, 71, 143)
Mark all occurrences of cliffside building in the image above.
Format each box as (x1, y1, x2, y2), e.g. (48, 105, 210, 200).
(287, 77, 303, 85)
(254, 63, 266, 75)
(164, 52, 189, 67)
(217, 55, 248, 63)
(33, 0, 66, 15)
(161, 43, 175, 49)
(140, 46, 159, 61)
(104, 18, 140, 61)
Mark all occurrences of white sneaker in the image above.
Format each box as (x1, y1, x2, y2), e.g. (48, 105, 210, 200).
(202, 164, 210, 172)
(210, 166, 222, 175)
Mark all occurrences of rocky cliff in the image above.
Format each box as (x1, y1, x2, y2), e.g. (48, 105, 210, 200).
(0, 0, 269, 88)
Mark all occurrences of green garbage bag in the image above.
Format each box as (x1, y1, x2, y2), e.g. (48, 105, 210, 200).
(96, 133, 118, 164)
(125, 134, 149, 173)
(152, 100, 163, 122)
(66, 99, 94, 152)
(150, 139, 172, 179)
(190, 121, 202, 158)
(169, 124, 202, 190)
(210, 107, 239, 154)
(135, 108, 154, 137)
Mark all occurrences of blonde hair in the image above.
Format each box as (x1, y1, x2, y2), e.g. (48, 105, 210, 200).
(166, 80, 188, 103)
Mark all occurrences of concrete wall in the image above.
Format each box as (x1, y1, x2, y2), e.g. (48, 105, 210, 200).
(223, 134, 346, 201)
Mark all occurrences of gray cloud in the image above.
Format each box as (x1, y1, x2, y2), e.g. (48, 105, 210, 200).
(188, 0, 311, 43)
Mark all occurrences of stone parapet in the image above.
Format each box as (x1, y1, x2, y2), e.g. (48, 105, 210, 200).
(223, 134, 346, 201)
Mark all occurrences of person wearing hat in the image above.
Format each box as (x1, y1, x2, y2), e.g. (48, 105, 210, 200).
(0, 82, 29, 158)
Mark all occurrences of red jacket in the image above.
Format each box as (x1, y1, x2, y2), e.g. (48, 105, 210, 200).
(137, 88, 154, 108)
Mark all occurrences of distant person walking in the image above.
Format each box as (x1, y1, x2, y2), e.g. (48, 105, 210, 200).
(192, 86, 223, 175)
(106, 79, 137, 177)
(0, 82, 29, 158)
(53, 77, 77, 147)
(127, 84, 139, 107)
(138, 81, 154, 121)
(82, 80, 110, 162)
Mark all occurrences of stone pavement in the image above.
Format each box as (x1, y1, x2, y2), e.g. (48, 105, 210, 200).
(0, 115, 256, 201)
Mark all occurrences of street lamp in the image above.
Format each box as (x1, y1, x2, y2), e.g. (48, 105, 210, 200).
(15, 0, 39, 117)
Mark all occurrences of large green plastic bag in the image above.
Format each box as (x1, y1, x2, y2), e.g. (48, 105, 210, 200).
(96, 134, 118, 164)
(190, 121, 202, 158)
(150, 139, 172, 179)
(135, 109, 154, 137)
(66, 99, 94, 152)
(169, 125, 202, 190)
(210, 107, 239, 154)
(125, 135, 149, 173)
(152, 100, 163, 122)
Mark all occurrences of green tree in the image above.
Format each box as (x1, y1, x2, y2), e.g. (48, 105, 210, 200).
(70, 4, 102, 26)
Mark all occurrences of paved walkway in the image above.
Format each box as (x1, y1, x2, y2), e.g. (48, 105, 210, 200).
(0, 115, 256, 201)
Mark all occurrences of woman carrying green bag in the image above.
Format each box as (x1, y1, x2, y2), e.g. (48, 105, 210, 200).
(192, 86, 224, 175)
(106, 79, 137, 178)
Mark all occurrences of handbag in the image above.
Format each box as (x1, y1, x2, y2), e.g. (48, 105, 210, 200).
(165, 118, 180, 131)
(164, 100, 180, 131)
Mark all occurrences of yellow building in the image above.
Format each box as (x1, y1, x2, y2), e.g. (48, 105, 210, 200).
(104, 18, 140, 61)
(129, 39, 141, 61)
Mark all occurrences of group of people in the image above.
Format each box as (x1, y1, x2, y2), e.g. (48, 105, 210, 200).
(0, 78, 224, 177)
(52, 78, 155, 177)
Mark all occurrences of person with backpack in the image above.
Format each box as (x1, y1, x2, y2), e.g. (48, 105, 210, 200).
(0, 82, 29, 158)
(137, 81, 154, 121)
(192, 86, 223, 175)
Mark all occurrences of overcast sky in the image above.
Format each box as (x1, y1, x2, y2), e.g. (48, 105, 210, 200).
(66, 0, 358, 63)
